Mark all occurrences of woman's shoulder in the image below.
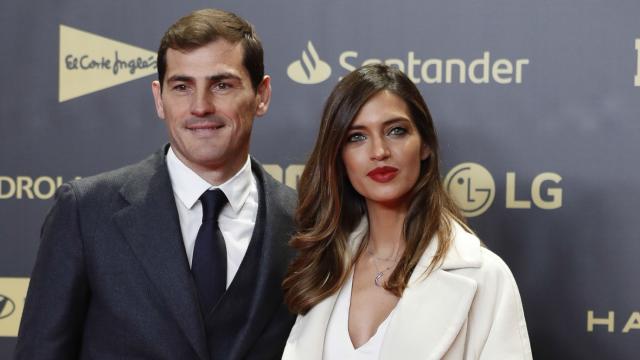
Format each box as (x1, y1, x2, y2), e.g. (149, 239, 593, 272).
(445, 225, 532, 358)
(444, 223, 521, 296)
(411, 219, 519, 290)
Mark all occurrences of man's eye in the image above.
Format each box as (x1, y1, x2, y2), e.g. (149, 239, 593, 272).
(173, 84, 188, 91)
(388, 127, 407, 136)
(347, 133, 366, 142)
(214, 82, 231, 90)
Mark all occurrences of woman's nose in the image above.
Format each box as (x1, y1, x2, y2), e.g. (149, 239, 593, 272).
(369, 137, 390, 161)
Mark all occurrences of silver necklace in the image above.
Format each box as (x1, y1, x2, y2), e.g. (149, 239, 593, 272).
(367, 244, 400, 287)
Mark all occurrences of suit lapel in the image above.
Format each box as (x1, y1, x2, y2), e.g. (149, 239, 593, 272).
(203, 159, 295, 359)
(112, 150, 209, 360)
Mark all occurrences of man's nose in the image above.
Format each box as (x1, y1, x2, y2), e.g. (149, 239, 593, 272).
(191, 91, 215, 117)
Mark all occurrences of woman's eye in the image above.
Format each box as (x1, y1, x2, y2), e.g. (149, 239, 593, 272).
(388, 127, 407, 136)
(347, 133, 366, 142)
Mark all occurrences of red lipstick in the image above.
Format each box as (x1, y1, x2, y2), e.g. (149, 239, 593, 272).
(367, 166, 399, 183)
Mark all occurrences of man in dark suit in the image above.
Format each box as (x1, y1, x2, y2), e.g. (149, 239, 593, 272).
(15, 9, 296, 359)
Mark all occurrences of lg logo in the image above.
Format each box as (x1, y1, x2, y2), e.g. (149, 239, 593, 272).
(445, 163, 495, 217)
(444, 163, 562, 217)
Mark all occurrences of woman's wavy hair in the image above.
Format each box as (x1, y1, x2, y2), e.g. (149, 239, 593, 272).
(282, 64, 466, 315)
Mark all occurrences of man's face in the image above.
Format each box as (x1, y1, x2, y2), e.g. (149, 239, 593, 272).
(152, 39, 270, 183)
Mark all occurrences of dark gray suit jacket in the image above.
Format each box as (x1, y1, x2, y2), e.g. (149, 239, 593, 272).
(15, 147, 297, 360)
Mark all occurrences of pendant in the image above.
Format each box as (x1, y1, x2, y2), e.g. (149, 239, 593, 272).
(374, 272, 384, 287)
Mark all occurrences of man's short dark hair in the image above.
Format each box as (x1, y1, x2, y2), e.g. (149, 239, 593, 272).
(157, 8, 264, 92)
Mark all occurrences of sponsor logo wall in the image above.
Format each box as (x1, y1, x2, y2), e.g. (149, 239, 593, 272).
(1, 1, 638, 358)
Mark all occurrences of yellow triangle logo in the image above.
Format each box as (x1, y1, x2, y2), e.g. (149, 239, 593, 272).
(59, 25, 157, 102)
(0, 277, 29, 337)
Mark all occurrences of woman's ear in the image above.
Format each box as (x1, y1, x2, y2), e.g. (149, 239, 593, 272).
(421, 143, 430, 160)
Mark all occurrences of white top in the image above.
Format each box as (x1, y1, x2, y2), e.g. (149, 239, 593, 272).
(323, 271, 395, 360)
(166, 147, 259, 288)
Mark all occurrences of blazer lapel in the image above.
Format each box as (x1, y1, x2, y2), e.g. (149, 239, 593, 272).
(285, 219, 483, 359)
(283, 220, 369, 360)
(380, 221, 483, 360)
(112, 150, 209, 360)
(283, 292, 340, 360)
(380, 269, 477, 360)
(203, 159, 296, 359)
(248, 159, 297, 321)
(287, 275, 475, 360)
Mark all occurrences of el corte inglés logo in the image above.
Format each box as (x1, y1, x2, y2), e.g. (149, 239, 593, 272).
(59, 25, 157, 102)
(444, 162, 495, 217)
(287, 41, 332, 84)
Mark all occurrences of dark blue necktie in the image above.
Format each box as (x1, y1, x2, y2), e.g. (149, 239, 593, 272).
(192, 189, 228, 315)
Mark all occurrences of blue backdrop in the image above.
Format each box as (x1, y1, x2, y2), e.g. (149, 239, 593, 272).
(1, 1, 639, 358)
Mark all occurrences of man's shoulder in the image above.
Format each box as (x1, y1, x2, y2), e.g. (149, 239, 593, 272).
(69, 149, 165, 199)
(251, 159, 297, 215)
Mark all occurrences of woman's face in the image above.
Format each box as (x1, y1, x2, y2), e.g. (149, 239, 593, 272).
(341, 90, 429, 209)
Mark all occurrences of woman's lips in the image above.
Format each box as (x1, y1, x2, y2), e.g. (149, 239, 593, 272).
(367, 166, 399, 183)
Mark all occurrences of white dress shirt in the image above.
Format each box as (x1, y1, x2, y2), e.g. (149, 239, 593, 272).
(166, 147, 259, 288)
(323, 271, 395, 360)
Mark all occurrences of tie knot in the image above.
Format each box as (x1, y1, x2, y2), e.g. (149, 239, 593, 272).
(199, 189, 228, 222)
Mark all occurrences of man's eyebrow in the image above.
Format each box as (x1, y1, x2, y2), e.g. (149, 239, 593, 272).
(165, 73, 242, 83)
(208, 73, 242, 82)
(166, 75, 194, 83)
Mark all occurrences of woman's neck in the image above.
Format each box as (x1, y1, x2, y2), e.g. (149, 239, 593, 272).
(365, 201, 408, 258)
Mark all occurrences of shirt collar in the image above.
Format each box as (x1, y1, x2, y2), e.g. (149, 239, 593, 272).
(166, 146, 253, 214)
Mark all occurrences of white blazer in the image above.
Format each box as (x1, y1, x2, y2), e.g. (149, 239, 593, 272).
(282, 219, 533, 360)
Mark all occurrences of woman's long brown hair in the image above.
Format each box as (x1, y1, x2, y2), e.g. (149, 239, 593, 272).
(282, 64, 466, 315)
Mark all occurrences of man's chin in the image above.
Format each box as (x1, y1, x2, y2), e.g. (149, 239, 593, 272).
(191, 152, 246, 171)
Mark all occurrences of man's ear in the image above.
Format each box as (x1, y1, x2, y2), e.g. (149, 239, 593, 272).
(151, 80, 165, 119)
(255, 75, 271, 117)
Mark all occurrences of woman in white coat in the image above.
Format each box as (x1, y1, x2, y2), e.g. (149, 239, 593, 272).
(282, 64, 532, 360)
